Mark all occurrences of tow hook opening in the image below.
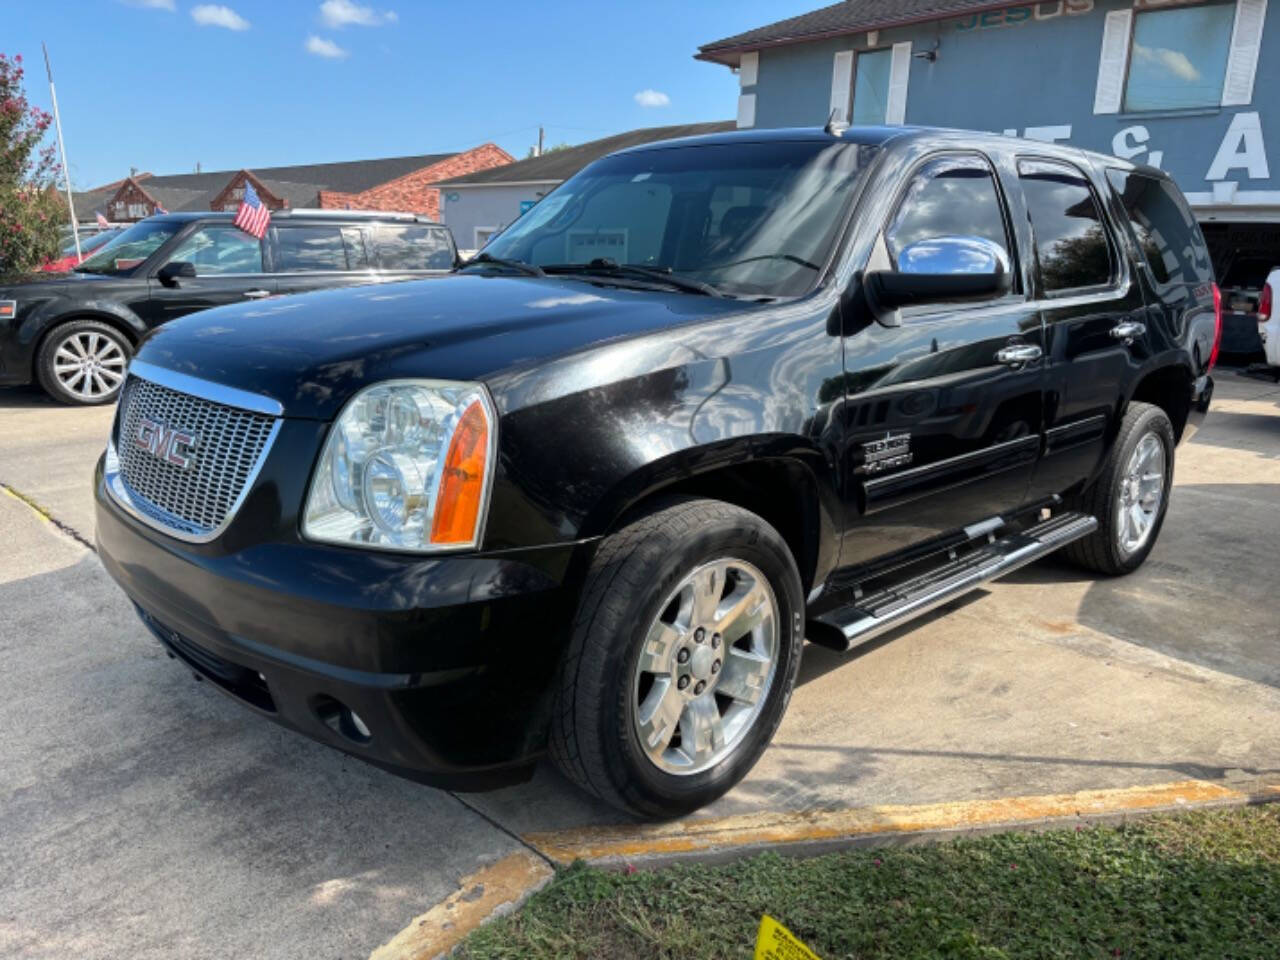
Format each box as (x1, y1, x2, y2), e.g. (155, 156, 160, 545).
(312, 695, 373, 745)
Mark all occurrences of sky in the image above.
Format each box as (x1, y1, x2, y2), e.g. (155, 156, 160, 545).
(3, 0, 818, 191)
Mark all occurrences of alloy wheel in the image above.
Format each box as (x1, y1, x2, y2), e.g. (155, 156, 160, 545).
(53, 331, 126, 400)
(1115, 430, 1165, 557)
(631, 558, 780, 775)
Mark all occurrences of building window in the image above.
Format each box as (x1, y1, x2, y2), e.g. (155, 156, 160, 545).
(475, 227, 499, 249)
(1123, 2, 1236, 111)
(852, 48, 893, 125)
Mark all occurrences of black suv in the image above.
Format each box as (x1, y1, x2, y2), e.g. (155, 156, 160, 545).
(95, 127, 1217, 818)
(1, 210, 457, 405)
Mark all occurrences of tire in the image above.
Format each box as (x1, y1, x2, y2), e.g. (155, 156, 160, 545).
(35, 319, 132, 406)
(1064, 401, 1175, 576)
(549, 497, 804, 819)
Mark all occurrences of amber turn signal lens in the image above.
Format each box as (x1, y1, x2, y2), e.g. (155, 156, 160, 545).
(429, 400, 490, 545)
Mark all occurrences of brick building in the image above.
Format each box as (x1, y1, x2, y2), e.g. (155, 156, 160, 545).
(72, 143, 513, 223)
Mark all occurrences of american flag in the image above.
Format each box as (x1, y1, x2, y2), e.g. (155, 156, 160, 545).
(233, 181, 270, 238)
(154, 202, 168, 215)
(95, 210, 109, 228)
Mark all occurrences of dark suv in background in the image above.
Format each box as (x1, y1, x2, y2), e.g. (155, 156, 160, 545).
(0, 210, 458, 405)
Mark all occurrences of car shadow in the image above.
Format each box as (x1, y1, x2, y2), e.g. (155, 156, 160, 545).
(0, 384, 62, 409)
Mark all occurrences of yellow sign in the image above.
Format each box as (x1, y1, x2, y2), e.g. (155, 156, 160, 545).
(754, 915, 822, 960)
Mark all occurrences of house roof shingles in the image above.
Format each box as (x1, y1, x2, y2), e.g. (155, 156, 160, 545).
(698, 0, 1012, 62)
(435, 122, 736, 187)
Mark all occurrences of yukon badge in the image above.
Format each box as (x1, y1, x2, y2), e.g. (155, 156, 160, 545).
(134, 418, 199, 470)
(863, 431, 913, 474)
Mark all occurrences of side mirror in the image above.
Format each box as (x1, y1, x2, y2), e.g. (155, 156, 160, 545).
(866, 236, 1012, 312)
(157, 261, 197, 286)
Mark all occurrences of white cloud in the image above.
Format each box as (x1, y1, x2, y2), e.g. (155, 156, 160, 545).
(121, 0, 176, 10)
(634, 88, 671, 108)
(191, 4, 250, 30)
(306, 35, 350, 59)
(1133, 44, 1201, 83)
(320, 0, 397, 27)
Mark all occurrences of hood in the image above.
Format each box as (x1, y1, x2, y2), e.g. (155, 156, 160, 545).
(0, 270, 72, 292)
(135, 273, 748, 419)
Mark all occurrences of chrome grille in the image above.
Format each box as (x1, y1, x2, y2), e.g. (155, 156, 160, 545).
(114, 374, 278, 537)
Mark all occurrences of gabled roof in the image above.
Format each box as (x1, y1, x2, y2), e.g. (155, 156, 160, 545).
(435, 122, 736, 187)
(698, 0, 1012, 64)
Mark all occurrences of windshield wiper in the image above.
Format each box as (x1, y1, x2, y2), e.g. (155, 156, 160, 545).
(543, 259, 726, 297)
(461, 252, 545, 277)
(703, 253, 822, 272)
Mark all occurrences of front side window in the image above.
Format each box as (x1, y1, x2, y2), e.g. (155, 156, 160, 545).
(852, 49, 893, 125)
(482, 140, 878, 298)
(1019, 160, 1114, 294)
(1106, 169, 1212, 286)
(75, 220, 181, 275)
(273, 226, 354, 272)
(886, 155, 1011, 265)
(372, 225, 455, 270)
(165, 225, 264, 275)
(1124, 2, 1236, 111)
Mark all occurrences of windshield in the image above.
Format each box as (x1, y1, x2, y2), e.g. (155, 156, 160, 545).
(76, 220, 181, 275)
(483, 140, 878, 298)
(61, 229, 121, 258)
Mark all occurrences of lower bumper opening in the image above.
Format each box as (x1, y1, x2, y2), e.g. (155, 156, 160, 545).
(136, 605, 277, 713)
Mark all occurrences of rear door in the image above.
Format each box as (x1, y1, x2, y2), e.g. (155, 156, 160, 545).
(143, 222, 274, 323)
(269, 223, 378, 296)
(1018, 157, 1149, 501)
(838, 151, 1045, 568)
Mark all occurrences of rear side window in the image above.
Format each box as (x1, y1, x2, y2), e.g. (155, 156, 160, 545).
(1018, 159, 1113, 294)
(886, 155, 1011, 264)
(1108, 169, 1214, 287)
(273, 226, 358, 272)
(372, 225, 455, 270)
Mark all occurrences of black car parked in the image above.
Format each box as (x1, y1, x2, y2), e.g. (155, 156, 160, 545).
(95, 126, 1217, 818)
(1, 210, 457, 405)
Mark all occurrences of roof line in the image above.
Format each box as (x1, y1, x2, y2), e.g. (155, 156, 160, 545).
(695, 0, 1020, 62)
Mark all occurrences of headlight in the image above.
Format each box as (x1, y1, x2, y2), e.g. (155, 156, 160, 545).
(302, 380, 496, 552)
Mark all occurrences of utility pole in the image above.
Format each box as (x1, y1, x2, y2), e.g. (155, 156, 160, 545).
(42, 42, 80, 260)
(537, 125, 544, 158)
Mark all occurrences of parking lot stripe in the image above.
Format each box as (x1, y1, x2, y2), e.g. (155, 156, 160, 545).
(368, 851, 554, 960)
(522, 779, 1276, 866)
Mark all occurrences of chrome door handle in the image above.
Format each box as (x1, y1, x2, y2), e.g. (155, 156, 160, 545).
(242, 289, 272, 299)
(1110, 320, 1147, 344)
(995, 343, 1043, 365)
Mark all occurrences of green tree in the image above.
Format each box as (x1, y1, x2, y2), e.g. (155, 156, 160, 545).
(1, 52, 66, 279)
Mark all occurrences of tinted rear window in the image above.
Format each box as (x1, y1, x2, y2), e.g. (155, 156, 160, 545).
(1018, 159, 1114, 294)
(274, 226, 361, 272)
(1106, 169, 1213, 286)
(372, 225, 455, 270)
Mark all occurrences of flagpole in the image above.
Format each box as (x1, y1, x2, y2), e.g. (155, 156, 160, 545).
(42, 42, 80, 261)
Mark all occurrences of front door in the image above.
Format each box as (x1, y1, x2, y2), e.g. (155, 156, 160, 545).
(144, 223, 274, 325)
(838, 152, 1045, 570)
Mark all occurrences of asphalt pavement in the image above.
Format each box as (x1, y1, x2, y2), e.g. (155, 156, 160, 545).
(2, 371, 1278, 959)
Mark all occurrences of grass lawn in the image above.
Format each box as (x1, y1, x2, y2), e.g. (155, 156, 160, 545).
(456, 804, 1280, 959)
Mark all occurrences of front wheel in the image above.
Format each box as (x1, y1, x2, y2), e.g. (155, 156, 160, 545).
(1065, 401, 1175, 575)
(35, 320, 132, 405)
(549, 498, 804, 819)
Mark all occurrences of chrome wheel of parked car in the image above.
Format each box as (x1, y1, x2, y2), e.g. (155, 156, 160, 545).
(1115, 431, 1165, 557)
(631, 558, 779, 776)
(53, 330, 127, 400)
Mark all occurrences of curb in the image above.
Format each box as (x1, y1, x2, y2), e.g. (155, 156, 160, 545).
(523, 777, 1280, 869)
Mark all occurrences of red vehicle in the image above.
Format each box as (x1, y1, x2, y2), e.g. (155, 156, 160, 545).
(40, 228, 122, 272)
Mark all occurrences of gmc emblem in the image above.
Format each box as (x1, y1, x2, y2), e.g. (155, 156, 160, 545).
(134, 418, 199, 470)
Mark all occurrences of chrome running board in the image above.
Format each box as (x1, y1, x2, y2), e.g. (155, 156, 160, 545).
(812, 512, 1097, 651)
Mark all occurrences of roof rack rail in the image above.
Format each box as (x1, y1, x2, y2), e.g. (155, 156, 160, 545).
(279, 208, 437, 223)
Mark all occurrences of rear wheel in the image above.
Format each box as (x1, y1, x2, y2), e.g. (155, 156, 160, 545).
(1065, 401, 1175, 575)
(36, 320, 131, 405)
(549, 498, 804, 819)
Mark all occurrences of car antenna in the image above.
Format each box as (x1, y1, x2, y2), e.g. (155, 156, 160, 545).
(825, 108, 849, 136)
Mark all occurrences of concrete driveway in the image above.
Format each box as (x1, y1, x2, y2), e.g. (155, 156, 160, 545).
(2, 372, 1278, 959)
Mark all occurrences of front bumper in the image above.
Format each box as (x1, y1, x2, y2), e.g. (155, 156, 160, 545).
(95, 455, 588, 790)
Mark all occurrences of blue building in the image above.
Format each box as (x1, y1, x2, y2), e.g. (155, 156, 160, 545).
(698, 0, 1279, 341)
